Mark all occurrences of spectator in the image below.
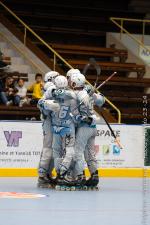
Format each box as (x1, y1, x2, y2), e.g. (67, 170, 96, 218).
(0, 76, 18, 105)
(0, 51, 9, 69)
(27, 73, 44, 105)
(15, 78, 28, 107)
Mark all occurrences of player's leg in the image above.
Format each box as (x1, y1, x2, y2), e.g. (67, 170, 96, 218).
(55, 125, 77, 190)
(84, 129, 99, 188)
(73, 127, 91, 187)
(84, 129, 98, 175)
(52, 133, 63, 173)
(38, 117, 54, 188)
(58, 124, 75, 176)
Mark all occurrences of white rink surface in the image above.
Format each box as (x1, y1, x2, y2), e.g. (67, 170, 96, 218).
(0, 178, 150, 225)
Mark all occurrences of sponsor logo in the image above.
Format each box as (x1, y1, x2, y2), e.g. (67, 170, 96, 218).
(102, 145, 110, 155)
(4, 131, 22, 147)
(113, 145, 121, 155)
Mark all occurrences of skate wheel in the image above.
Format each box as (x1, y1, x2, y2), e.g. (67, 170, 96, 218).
(55, 185, 61, 191)
(82, 186, 88, 191)
(65, 187, 71, 191)
(70, 186, 76, 191)
(74, 186, 79, 191)
(60, 186, 66, 191)
(75, 186, 84, 191)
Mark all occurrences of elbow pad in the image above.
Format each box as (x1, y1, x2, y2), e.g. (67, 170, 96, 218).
(94, 93, 105, 107)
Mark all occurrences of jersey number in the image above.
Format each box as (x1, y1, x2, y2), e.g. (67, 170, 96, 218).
(59, 106, 69, 119)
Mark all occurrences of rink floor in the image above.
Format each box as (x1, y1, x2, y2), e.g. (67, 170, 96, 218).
(0, 178, 150, 225)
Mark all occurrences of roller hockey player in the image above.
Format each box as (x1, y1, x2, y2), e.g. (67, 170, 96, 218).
(56, 73, 91, 191)
(37, 71, 60, 188)
(48, 75, 79, 190)
(73, 82, 105, 190)
(44, 74, 89, 190)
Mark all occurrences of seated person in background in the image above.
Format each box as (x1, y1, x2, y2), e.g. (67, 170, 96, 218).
(27, 73, 44, 105)
(15, 78, 28, 107)
(0, 51, 10, 69)
(0, 76, 18, 106)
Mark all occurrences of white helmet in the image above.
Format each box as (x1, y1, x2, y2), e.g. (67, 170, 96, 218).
(54, 75, 68, 89)
(45, 84, 56, 99)
(44, 71, 59, 83)
(66, 69, 80, 79)
(70, 73, 85, 88)
(43, 81, 54, 92)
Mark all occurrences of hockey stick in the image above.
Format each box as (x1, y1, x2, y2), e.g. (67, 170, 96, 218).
(71, 71, 117, 113)
(74, 61, 122, 148)
(83, 57, 101, 88)
(100, 111, 123, 149)
(96, 72, 117, 90)
(69, 58, 122, 148)
(70, 60, 117, 114)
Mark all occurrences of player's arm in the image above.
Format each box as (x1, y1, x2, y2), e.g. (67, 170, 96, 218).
(52, 89, 76, 100)
(38, 99, 60, 112)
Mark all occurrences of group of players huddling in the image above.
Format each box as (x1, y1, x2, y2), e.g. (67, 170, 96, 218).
(37, 69, 105, 190)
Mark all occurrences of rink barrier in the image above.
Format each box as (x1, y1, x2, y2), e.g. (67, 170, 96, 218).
(0, 168, 150, 177)
(0, 121, 150, 177)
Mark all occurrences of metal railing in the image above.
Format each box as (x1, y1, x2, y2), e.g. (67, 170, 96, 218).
(0, 1, 121, 123)
(110, 17, 150, 53)
(0, 31, 44, 74)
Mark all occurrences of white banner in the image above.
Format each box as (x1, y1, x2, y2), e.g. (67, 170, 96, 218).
(0, 122, 144, 168)
(95, 125, 144, 167)
(0, 121, 43, 168)
(139, 45, 150, 64)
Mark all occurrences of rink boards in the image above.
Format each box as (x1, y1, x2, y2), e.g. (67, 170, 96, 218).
(0, 121, 150, 177)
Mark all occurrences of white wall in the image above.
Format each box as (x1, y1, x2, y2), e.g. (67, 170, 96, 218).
(106, 32, 150, 78)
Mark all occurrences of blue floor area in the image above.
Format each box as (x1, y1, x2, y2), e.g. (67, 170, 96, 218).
(0, 178, 150, 225)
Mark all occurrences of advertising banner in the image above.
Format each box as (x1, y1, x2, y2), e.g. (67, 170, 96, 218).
(95, 125, 144, 167)
(0, 122, 144, 169)
(0, 121, 43, 168)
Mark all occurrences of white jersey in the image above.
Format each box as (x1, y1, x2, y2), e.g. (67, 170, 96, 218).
(78, 92, 105, 127)
(51, 89, 78, 127)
